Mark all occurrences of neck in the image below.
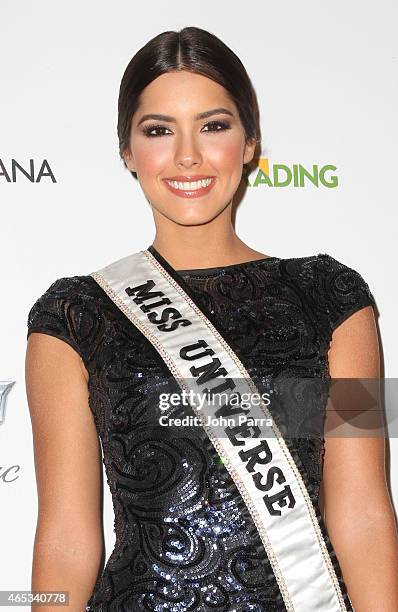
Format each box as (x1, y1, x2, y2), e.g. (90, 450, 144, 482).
(148, 199, 269, 269)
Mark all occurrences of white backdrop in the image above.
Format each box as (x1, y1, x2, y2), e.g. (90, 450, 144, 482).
(1, 0, 397, 601)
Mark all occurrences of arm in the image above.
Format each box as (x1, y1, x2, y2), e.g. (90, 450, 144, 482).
(323, 305, 398, 611)
(26, 333, 103, 611)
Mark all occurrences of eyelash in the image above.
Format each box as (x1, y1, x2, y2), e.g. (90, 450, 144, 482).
(141, 120, 231, 138)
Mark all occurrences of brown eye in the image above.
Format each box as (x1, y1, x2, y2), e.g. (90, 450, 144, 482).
(202, 120, 231, 132)
(142, 124, 171, 137)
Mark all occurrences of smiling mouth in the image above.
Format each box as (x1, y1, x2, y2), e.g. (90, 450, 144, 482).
(163, 177, 216, 199)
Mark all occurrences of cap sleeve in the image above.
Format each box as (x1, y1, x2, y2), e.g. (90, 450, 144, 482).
(316, 253, 377, 333)
(27, 276, 88, 366)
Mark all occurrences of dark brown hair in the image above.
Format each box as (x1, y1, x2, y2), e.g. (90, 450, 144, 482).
(117, 26, 261, 177)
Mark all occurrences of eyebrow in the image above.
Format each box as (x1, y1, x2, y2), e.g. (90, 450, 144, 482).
(136, 107, 234, 126)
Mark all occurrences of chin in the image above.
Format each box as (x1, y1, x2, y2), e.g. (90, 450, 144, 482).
(153, 200, 228, 226)
(168, 211, 223, 227)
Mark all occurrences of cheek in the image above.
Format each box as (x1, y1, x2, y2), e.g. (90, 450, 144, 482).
(134, 142, 171, 176)
(205, 138, 244, 173)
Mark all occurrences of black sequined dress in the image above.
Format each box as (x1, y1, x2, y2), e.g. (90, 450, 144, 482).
(26, 245, 376, 611)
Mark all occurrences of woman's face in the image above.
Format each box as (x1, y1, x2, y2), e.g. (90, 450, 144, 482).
(123, 71, 256, 226)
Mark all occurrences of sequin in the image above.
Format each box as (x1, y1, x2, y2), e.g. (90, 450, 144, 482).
(26, 250, 376, 611)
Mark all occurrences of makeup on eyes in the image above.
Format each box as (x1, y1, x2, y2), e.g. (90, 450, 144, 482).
(141, 120, 231, 138)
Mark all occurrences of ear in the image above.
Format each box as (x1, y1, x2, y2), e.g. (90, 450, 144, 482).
(122, 148, 136, 172)
(243, 138, 257, 165)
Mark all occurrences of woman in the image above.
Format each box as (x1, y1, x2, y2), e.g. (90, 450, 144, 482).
(26, 26, 398, 611)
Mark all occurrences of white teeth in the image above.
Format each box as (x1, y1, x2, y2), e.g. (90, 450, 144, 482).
(166, 178, 213, 190)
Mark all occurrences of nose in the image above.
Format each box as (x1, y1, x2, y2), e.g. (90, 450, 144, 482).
(174, 133, 202, 168)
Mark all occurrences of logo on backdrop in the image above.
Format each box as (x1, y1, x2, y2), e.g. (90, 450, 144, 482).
(0, 159, 56, 182)
(246, 158, 338, 188)
(0, 381, 20, 484)
(0, 381, 15, 427)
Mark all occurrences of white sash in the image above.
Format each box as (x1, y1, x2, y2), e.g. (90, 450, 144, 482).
(90, 248, 352, 612)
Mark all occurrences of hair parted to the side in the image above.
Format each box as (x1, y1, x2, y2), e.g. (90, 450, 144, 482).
(117, 26, 261, 178)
